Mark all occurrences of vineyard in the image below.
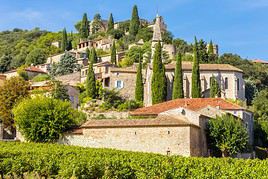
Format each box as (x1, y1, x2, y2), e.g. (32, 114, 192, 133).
(0, 142, 268, 178)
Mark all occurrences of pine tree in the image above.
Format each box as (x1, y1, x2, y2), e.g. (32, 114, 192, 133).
(129, 5, 140, 37)
(62, 28, 68, 51)
(111, 41, 117, 65)
(80, 13, 89, 39)
(210, 76, 220, 98)
(107, 13, 114, 32)
(191, 37, 201, 98)
(90, 47, 98, 64)
(172, 53, 184, 99)
(151, 41, 167, 104)
(135, 56, 143, 103)
(86, 61, 96, 98)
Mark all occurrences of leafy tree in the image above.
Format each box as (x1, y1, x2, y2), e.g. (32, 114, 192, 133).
(53, 52, 80, 76)
(80, 13, 89, 39)
(207, 114, 248, 157)
(173, 38, 192, 54)
(90, 47, 98, 64)
(136, 27, 153, 42)
(0, 53, 11, 73)
(25, 48, 47, 65)
(111, 41, 117, 65)
(172, 53, 184, 99)
(0, 77, 29, 127)
(32, 74, 50, 82)
(51, 80, 69, 101)
(135, 57, 143, 102)
(129, 5, 140, 37)
(11, 47, 28, 68)
(85, 61, 96, 98)
(61, 28, 68, 51)
(162, 31, 173, 44)
(151, 41, 166, 104)
(107, 13, 114, 32)
(197, 39, 208, 63)
(253, 89, 268, 121)
(91, 13, 102, 34)
(191, 38, 201, 98)
(210, 75, 220, 98)
(109, 29, 124, 40)
(13, 96, 85, 142)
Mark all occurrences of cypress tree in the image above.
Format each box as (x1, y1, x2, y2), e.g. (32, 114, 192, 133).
(86, 48, 90, 60)
(111, 41, 117, 65)
(135, 55, 143, 103)
(210, 76, 220, 98)
(86, 61, 96, 98)
(151, 41, 167, 104)
(172, 53, 184, 99)
(191, 37, 201, 98)
(107, 13, 114, 32)
(90, 47, 98, 64)
(208, 40, 216, 63)
(80, 13, 89, 39)
(208, 40, 214, 55)
(62, 28, 68, 51)
(129, 5, 140, 37)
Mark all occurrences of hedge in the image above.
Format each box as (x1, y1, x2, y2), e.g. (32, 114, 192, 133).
(0, 142, 268, 178)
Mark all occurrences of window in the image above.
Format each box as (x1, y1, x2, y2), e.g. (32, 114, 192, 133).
(225, 77, 228, 89)
(115, 80, 124, 89)
(237, 78, 240, 91)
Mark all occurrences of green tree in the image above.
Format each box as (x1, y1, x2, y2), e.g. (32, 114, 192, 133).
(80, 13, 89, 39)
(53, 52, 80, 76)
(107, 13, 114, 32)
(0, 77, 29, 127)
(197, 39, 208, 63)
(61, 28, 68, 51)
(0, 53, 11, 73)
(191, 38, 201, 98)
(136, 27, 153, 42)
(86, 61, 96, 98)
(86, 48, 90, 59)
(135, 56, 143, 102)
(13, 96, 85, 142)
(129, 5, 140, 37)
(91, 13, 102, 34)
(210, 76, 220, 98)
(208, 40, 217, 63)
(51, 80, 69, 101)
(26, 48, 47, 65)
(173, 38, 192, 54)
(253, 89, 268, 121)
(111, 41, 117, 65)
(90, 47, 98, 64)
(207, 114, 248, 157)
(172, 53, 184, 99)
(151, 41, 166, 104)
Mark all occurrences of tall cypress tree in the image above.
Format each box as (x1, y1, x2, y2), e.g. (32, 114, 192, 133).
(191, 37, 201, 98)
(86, 48, 90, 60)
(62, 28, 68, 51)
(135, 55, 143, 103)
(80, 13, 89, 39)
(129, 5, 140, 37)
(208, 40, 217, 63)
(151, 41, 167, 104)
(86, 61, 96, 98)
(208, 40, 214, 55)
(90, 47, 98, 64)
(210, 76, 220, 98)
(111, 41, 117, 65)
(172, 53, 184, 99)
(107, 13, 114, 32)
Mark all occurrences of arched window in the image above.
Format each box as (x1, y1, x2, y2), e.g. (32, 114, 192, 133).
(225, 77, 228, 89)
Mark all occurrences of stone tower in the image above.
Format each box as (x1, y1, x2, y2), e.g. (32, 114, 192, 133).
(144, 14, 166, 107)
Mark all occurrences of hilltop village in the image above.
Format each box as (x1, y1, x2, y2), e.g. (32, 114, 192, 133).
(0, 5, 268, 159)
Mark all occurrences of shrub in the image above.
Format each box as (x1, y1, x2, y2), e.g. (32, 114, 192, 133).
(117, 100, 142, 111)
(1, 142, 268, 178)
(32, 74, 50, 82)
(13, 96, 84, 142)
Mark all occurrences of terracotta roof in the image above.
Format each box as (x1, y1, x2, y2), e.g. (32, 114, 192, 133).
(80, 115, 198, 128)
(25, 66, 47, 74)
(130, 98, 244, 116)
(252, 59, 268, 64)
(164, 62, 243, 72)
(70, 128, 83, 135)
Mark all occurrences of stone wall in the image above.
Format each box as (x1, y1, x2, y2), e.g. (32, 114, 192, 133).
(59, 125, 202, 156)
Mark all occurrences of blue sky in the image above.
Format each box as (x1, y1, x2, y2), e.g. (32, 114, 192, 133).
(0, 0, 268, 60)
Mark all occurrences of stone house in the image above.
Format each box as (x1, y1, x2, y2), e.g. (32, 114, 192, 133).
(3, 66, 47, 79)
(77, 38, 113, 52)
(59, 98, 253, 156)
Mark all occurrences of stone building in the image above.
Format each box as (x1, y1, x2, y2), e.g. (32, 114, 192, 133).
(3, 66, 47, 79)
(59, 98, 253, 156)
(77, 38, 113, 52)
